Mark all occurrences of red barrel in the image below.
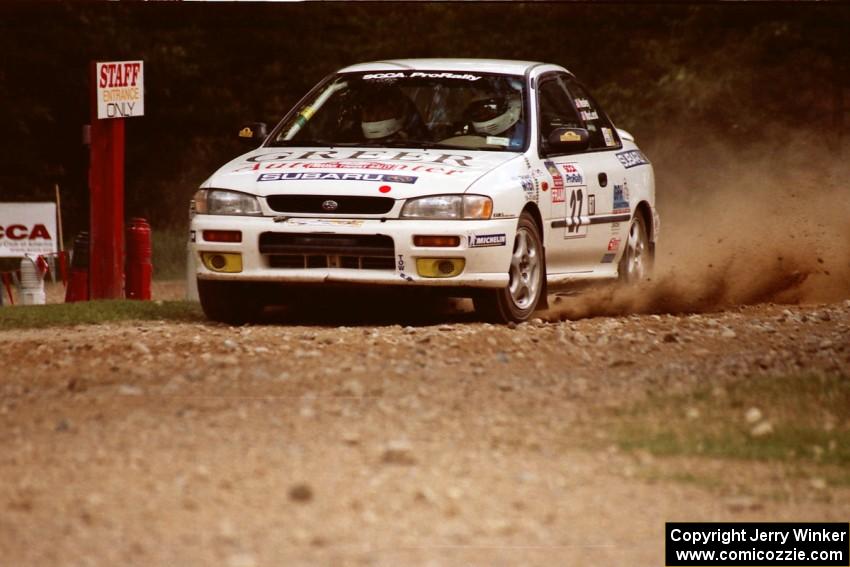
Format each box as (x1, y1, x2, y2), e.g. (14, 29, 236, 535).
(125, 217, 152, 300)
(65, 232, 90, 303)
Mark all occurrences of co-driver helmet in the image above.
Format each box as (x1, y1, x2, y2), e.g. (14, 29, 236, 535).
(467, 95, 522, 136)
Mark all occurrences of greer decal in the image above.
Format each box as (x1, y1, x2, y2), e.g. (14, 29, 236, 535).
(243, 150, 474, 168)
(235, 159, 466, 176)
(468, 233, 507, 248)
(258, 172, 417, 184)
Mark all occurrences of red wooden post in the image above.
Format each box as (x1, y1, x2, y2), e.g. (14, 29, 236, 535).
(89, 61, 125, 299)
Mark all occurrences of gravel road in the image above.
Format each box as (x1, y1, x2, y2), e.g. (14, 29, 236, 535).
(1, 291, 848, 566)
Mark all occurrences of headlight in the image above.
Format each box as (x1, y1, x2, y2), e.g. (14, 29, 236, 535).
(401, 194, 492, 220)
(193, 189, 261, 216)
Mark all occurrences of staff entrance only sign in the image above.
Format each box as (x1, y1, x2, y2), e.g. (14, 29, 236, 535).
(89, 59, 144, 299)
(96, 60, 144, 119)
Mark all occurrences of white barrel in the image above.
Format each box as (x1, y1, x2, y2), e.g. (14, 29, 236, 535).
(20, 257, 46, 305)
(185, 246, 199, 301)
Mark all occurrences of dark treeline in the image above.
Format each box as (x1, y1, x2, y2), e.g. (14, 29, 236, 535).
(1, 3, 848, 234)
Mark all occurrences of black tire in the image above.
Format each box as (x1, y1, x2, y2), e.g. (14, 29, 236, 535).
(473, 212, 545, 323)
(618, 213, 653, 283)
(197, 279, 264, 325)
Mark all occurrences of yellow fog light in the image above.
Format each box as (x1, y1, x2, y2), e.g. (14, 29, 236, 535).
(416, 258, 465, 278)
(201, 252, 243, 273)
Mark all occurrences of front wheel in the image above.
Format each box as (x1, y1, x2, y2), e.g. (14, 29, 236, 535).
(618, 214, 653, 283)
(473, 212, 545, 323)
(197, 279, 265, 325)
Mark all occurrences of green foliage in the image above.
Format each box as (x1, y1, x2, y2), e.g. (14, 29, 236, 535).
(152, 226, 188, 280)
(0, 300, 202, 329)
(612, 373, 850, 468)
(2, 3, 849, 231)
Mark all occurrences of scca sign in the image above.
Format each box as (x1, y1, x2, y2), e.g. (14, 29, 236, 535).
(96, 60, 144, 119)
(0, 203, 58, 257)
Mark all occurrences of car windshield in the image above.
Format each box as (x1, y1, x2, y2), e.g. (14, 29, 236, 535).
(269, 71, 528, 151)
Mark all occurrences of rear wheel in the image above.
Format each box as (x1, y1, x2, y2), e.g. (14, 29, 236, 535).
(474, 212, 544, 323)
(197, 279, 264, 325)
(618, 213, 652, 283)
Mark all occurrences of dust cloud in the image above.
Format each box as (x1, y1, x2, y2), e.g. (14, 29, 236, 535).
(550, 130, 850, 319)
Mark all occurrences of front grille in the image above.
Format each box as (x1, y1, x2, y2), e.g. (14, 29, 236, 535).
(260, 232, 395, 271)
(268, 254, 395, 271)
(259, 233, 394, 256)
(266, 195, 395, 215)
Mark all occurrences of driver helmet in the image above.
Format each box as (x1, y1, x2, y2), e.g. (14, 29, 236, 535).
(361, 87, 410, 139)
(467, 95, 522, 136)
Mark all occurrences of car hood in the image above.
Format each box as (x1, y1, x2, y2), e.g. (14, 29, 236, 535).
(202, 146, 523, 200)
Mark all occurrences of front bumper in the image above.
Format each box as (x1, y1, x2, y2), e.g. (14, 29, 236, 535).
(189, 215, 517, 288)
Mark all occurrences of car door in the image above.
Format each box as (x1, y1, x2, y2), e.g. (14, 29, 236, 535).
(561, 75, 630, 269)
(536, 73, 621, 273)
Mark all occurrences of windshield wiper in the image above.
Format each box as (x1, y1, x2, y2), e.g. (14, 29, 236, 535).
(379, 140, 515, 151)
(267, 139, 331, 147)
(268, 139, 392, 148)
(267, 139, 514, 151)
(376, 140, 464, 150)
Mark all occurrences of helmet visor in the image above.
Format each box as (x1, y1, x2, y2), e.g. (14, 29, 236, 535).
(362, 103, 398, 122)
(467, 98, 509, 122)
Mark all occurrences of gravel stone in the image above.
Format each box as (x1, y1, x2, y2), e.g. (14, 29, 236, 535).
(340, 380, 364, 397)
(117, 385, 143, 396)
(750, 421, 774, 437)
(381, 440, 417, 465)
(288, 483, 314, 502)
(227, 553, 258, 567)
(745, 408, 763, 423)
(131, 341, 151, 355)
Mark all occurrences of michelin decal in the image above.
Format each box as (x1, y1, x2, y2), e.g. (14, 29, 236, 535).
(469, 233, 507, 248)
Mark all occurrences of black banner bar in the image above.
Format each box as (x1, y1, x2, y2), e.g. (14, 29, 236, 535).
(666, 522, 849, 566)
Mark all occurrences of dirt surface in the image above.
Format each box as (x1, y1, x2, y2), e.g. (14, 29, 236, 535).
(1, 292, 848, 566)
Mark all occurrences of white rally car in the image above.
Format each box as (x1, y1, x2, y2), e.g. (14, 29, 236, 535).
(190, 59, 657, 323)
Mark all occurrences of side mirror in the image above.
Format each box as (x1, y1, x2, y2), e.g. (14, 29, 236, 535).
(238, 122, 268, 143)
(546, 127, 590, 153)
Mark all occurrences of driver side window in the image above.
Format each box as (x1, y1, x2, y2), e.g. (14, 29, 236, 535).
(537, 75, 582, 153)
(563, 77, 620, 150)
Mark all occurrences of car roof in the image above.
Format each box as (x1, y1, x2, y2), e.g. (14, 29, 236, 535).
(339, 58, 564, 76)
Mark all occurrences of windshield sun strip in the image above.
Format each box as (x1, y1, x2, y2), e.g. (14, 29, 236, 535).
(265, 70, 531, 153)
